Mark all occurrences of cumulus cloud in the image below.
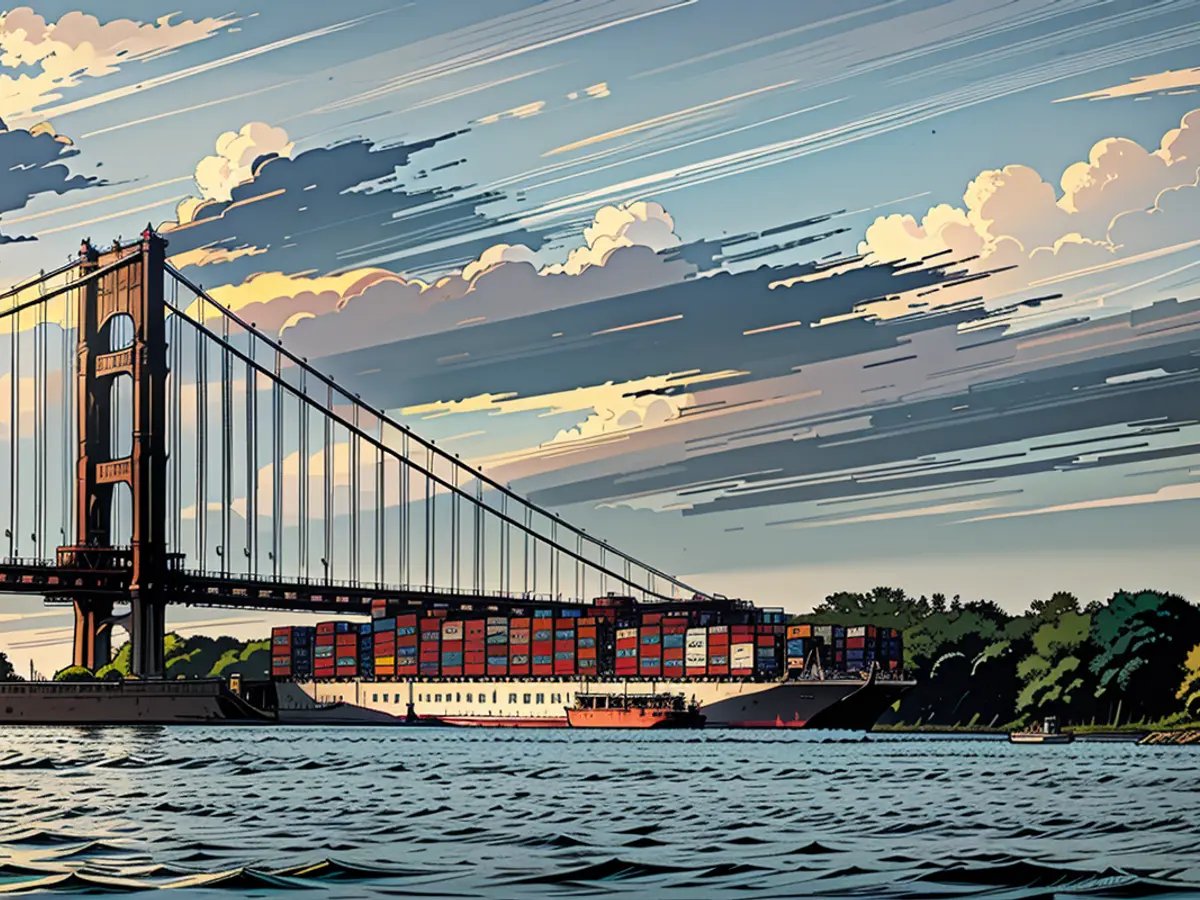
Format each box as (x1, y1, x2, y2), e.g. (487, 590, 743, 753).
(193, 123, 294, 204)
(545, 200, 682, 276)
(0, 7, 236, 121)
(856, 107, 1200, 317)
(185, 199, 694, 362)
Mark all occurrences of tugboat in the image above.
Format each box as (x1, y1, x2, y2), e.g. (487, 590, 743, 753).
(1010, 715, 1074, 744)
(565, 691, 705, 728)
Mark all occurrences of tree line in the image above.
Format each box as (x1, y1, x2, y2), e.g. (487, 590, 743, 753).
(800, 587, 1200, 729)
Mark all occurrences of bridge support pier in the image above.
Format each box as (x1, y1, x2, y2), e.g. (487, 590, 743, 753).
(72, 598, 114, 671)
(129, 597, 166, 677)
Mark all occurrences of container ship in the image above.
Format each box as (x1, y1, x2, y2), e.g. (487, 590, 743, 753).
(274, 595, 913, 729)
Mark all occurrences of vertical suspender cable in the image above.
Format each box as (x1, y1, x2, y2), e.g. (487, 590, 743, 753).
(8, 307, 16, 559)
(220, 316, 231, 576)
(32, 296, 41, 560)
(474, 478, 482, 595)
(61, 290, 71, 554)
(376, 419, 384, 587)
(247, 336, 258, 577)
(349, 403, 359, 585)
(272, 347, 282, 580)
(400, 432, 409, 588)
(299, 369, 308, 580)
(424, 447, 432, 590)
(501, 495, 509, 596)
(450, 464, 458, 593)
(196, 303, 207, 570)
(323, 385, 332, 583)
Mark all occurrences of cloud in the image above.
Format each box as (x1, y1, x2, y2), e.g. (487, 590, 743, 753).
(190, 200, 696, 359)
(477, 101, 547, 124)
(961, 481, 1200, 523)
(567, 82, 611, 100)
(545, 200, 682, 276)
(1058, 66, 1200, 103)
(194, 122, 294, 204)
(0, 120, 96, 244)
(160, 126, 545, 284)
(856, 107, 1200, 317)
(0, 7, 236, 121)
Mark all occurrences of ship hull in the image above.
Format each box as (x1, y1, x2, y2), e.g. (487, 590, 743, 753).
(301, 676, 913, 729)
(0, 680, 272, 725)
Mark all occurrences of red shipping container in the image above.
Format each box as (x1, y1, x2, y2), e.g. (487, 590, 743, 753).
(847, 636, 866, 649)
(686, 666, 707, 677)
(757, 635, 775, 647)
(553, 662, 576, 676)
(443, 666, 463, 677)
(397, 661, 417, 672)
(487, 664, 508, 677)
(466, 620, 486, 639)
(465, 664, 485, 676)
(465, 651, 486, 664)
(317, 622, 337, 635)
(731, 667, 753, 677)
(397, 614, 418, 626)
(664, 647, 685, 660)
(533, 663, 553, 676)
(708, 664, 729, 676)
(375, 665, 396, 678)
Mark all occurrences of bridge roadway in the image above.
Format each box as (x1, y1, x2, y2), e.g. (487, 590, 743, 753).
(0, 547, 742, 619)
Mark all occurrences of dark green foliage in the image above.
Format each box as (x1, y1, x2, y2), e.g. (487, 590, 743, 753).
(827, 586, 1200, 727)
(95, 633, 269, 681)
(1087, 591, 1200, 725)
(53, 665, 95, 682)
(0, 651, 18, 682)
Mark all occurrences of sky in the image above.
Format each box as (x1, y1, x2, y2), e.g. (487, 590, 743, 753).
(2, 0, 1200, 674)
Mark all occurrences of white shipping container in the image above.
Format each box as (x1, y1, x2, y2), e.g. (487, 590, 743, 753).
(442, 622, 463, 639)
(617, 627, 638, 640)
(847, 626, 867, 638)
(686, 629, 708, 666)
(731, 643, 754, 668)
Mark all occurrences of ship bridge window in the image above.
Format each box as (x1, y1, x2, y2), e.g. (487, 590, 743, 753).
(509, 693, 518, 703)
(479, 695, 486, 706)
(372, 694, 378, 702)
(435, 694, 442, 703)
(455, 693, 461, 702)
(535, 693, 544, 704)
(492, 691, 497, 704)
(523, 694, 531, 704)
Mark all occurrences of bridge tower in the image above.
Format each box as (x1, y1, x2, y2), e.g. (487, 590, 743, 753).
(71, 229, 170, 677)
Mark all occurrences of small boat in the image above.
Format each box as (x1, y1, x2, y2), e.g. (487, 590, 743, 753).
(1010, 715, 1074, 744)
(566, 691, 706, 728)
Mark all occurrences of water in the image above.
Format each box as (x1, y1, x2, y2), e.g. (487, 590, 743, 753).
(1, 728, 1199, 898)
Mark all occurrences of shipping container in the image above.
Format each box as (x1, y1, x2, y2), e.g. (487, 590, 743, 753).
(787, 624, 812, 639)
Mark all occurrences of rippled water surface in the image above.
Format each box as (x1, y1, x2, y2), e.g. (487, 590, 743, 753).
(1, 728, 1199, 898)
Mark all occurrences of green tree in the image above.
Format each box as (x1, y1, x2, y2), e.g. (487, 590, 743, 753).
(1088, 590, 1200, 724)
(1176, 644, 1200, 720)
(1015, 605, 1093, 723)
(805, 587, 931, 631)
(0, 651, 18, 682)
(53, 665, 96, 682)
(209, 640, 270, 679)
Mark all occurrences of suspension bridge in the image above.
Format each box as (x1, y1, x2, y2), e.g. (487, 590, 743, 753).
(0, 229, 710, 678)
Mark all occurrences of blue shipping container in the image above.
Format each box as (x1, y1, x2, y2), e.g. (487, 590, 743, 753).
(374, 618, 396, 633)
(663, 633, 685, 649)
